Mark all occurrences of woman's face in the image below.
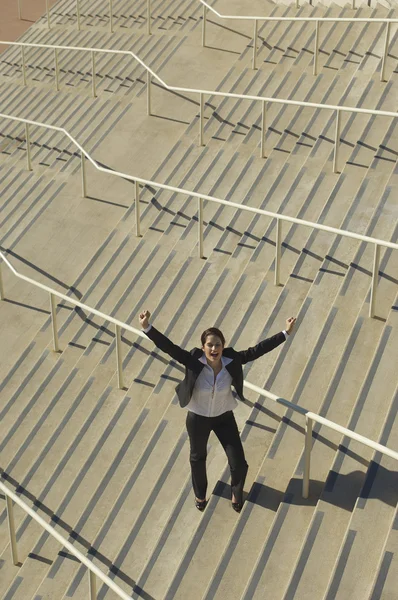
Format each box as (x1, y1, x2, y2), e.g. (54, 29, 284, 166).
(202, 334, 224, 364)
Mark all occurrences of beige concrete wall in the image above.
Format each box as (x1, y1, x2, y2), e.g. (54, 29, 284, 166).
(0, 0, 57, 52)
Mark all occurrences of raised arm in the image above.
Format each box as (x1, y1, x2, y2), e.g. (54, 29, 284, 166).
(139, 310, 191, 366)
(238, 317, 296, 364)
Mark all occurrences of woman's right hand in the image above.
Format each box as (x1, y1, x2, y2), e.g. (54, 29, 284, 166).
(139, 310, 151, 329)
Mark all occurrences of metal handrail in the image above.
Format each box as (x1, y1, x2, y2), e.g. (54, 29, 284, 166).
(0, 480, 133, 599)
(1, 258, 397, 483)
(200, 0, 397, 78)
(0, 285, 396, 584)
(0, 249, 142, 389)
(0, 109, 397, 321)
(17, 0, 152, 34)
(1, 39, 397, 170)
(244, 381, 398, 499)
(2, 0, 394, 588)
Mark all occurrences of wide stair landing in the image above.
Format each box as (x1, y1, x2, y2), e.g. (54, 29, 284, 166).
(0, 0, 397, 599)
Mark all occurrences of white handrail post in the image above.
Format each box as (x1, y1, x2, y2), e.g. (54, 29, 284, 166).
(46, 0, 51, 29)
(313, 20, 320, 76)
(89, 570, 97, 600)
(147, 71, 152, 116)
(198, 197, 204, 258)
(275, 218, 282, 286)
(352, 0, 356, 9)
(25, 123, 32, 171)
(261, 100, 266, 158)
(147, 0, 151, 35)
(380, 22, 390, 83)
(81, 151, 87, 197)
(333, 109, 341, 174)
(135, 180, 141, 237)
(0, 261, 4, 300)
(91, 51, 97, 98)
(6, 496, 19, 566)
(76, 0, 81, 31)
(109, 0, 113, 33)
(50, 293, 60, 352)
(115, 324, 124, 389)
(252, 19, 258, 70)
(54, 48, 60, 91)
(18, 0, 22, 20)
(296, 0, 300, 8)
(21, 46, 27, 86)
(199, 92, 204, 146)
(303, 415, 313, 499)
(202, 4, 207, 47)
(369, 244, 380, 318)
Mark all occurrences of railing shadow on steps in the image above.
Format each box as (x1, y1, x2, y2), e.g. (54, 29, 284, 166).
(0, 258, 397, 598)
(0, 478, 133, 600)
(0, 111, 397, 320)
(17, 0, 153, 34)
(16, 0, 398, 49)
(0, 36, 397, 167)
(200, 0, 398, 77)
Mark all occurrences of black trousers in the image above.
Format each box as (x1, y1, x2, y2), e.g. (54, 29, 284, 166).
(186, 410, 248, 504)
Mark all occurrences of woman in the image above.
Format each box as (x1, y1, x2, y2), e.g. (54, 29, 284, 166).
(139, 310, 296, 512)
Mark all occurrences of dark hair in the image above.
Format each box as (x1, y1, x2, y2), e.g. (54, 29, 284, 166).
(200, 327, 226, 347)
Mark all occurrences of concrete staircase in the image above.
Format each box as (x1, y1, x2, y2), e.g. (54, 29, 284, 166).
(0, 0, 397, 599)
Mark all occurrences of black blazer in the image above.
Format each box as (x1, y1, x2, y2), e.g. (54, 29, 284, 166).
(146, 326, 286, 408)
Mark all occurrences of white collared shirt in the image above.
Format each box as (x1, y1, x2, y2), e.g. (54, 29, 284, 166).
(142, 324, 289, 417)
(186, 354, 238, 417)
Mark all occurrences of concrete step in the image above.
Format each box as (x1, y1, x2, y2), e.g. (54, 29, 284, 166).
(188, 137, 395, 597)
(264, 270, 398, 598)
(131, 164, 342, 600)
(243, 241, 397, 600)
(0, 3, 396, 599)
(9, 118, 332, 600)
(150, 98, 397, 599)
(0, 14, 229, 366)
(0, 82, 131, 178)
(0, 67, 211, 364)
(0, 28, 117, 87)
(204, 63, 316, 152)
(42, 0, 197, 35)
(7, 243, 268, 596)
(367, 502, 398, 600)
(0, 143, 276, 592)
(319, 341, 398, 599)
(0, 0, 392, 390)
(250, 5, 379, 78)
(0, 348, 121, 598)
(0, 205, 208, 454)
(256, 4, 349, 72)
(278, 322, 397, 600)
(332, 385, 398, 600)
(65, 262, 261, 597)
(0, 26, 203, 169)
(0, 220, 216, 584)
(208, 300, 382, 600)
(240, 62, 393, 162)
(0, 165, 42, 226)
(0, 237, 202, 532)
(91, 276, 290, 594)
(0, 91, 205, 384)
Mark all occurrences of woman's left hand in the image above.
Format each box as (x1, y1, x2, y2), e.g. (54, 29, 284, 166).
(285, 317, 296, 335)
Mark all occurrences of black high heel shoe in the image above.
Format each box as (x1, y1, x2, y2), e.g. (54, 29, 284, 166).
(231, 490, 242, 513)
(195, 498, 208, 511)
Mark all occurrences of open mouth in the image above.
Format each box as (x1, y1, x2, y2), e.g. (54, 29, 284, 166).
(210, 352, 219, 358)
